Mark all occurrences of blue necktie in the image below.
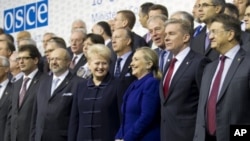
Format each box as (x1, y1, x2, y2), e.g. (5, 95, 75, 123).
(193, 25, 202, 37)
(114, 58, 123, 77)
(159, 50, 166, 72)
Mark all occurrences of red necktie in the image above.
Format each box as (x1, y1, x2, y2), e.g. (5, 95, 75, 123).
(163, 58, 177, 98)
(207, 55, 226, 135)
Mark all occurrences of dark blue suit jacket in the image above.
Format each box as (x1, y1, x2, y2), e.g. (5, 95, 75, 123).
(116, 73, 161, 141)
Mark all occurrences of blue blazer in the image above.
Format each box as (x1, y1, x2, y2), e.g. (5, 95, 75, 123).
(115, 73, 161, 141)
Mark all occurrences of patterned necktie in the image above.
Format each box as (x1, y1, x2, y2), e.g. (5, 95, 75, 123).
(163, 58, 177, 98)
(114, 58, 123, 77)
(193, 25, 202, 37)
(207, 55, 227, 135)
(19, 77, 30, 107)
(70, 56, 78, 69)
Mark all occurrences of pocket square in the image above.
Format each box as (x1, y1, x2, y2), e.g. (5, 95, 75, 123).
(62, 93, 73, 96)
(125, 73, 131, 77)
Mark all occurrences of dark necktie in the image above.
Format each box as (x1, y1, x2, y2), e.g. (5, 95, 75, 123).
(163, 58, 177, 98)
(19, 77, 30, 107)
(159, 50, 166, 72)
(207, 55, 226, 135)
(70, 56, 78, 69)
(193, 25, 202, 37)
(114, 58, 123, 77)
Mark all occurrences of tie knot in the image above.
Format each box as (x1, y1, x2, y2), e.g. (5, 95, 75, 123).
(24, 77, 30, 82)
(171, 58, 177, 63)
(117, 58, 122, 63)
(72, 56, 78, 61)
(220, 55, 227, 62)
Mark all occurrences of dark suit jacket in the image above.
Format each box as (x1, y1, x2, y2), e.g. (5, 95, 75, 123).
(109, 53, 136, 113)
(131, 32, 148, 50)
(8, 71, 44, 141)
(68, 73, 120, 141)
(32, 72, 84, 141)
(160, 50, 210, 141)
(0, 81, 13, 141)
(143, 33, 153, 48)
(190, 26, 220, 61)
(115, 73, 161, 141)
(194, 48, 250, 141)
(69, 55, 87, 74)
(240, 31, 250, 52)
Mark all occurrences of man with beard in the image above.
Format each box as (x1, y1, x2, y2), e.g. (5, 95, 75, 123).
(31, 48, 84, 141)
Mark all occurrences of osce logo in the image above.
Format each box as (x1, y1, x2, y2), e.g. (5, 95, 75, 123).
(4, 0, 48, 33)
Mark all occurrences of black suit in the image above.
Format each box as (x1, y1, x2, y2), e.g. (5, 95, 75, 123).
(131, 32, 148, 50)
(194, 48, 250, 141)
(109, 53, 136, 115)
(190, 26, 219, 61)
(240, 31, 250, 52)
(69, 55, 87, 74)
(8, 71, 44, 141)
(31, 72, 84, 141)
(160, 49, 210, 141)
(0, 81, 13, 141)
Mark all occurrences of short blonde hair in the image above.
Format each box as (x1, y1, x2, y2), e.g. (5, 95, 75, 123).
(86, 44, 112, 63)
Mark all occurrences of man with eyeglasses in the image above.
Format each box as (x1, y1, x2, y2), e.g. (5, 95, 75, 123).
(191, 0, 225, 61)
(194, 14, 250, 141)
(6, 44, 45, 141)
(0, 56, 13, 141)
(30, 48, 84, 141)
(69, 28, 87, 74)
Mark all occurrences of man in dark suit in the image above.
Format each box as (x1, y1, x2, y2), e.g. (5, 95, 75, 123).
(194, 14, 250, 141)
(190, 0, 225, 61)
(0, 56, 13, 141)
(113, 10, 147, 50)
(31, 48, 83, 141)
(7, 44, 45, 141)
(69, 28, 87, 74)
(160, 19, 210, 141)
(147, 15, 171, 73)
(110, 28, 136, 112)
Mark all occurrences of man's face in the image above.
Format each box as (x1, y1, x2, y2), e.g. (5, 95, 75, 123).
(208, 22, 230, 52)
(113, 13, 126, 30)
(0, 41, 11, 58)
(49, 49, 70, 75)
(70, 32, 84, 55)
(244, 6, 250, 31)
(233, 0, 248, 19)
(138, 8, 149, 28)
(17, 51, 38, 75)
(147, 18, 166, 48)
(112, 29, 130, 54)
(42, 34, 53, 49)
(148, 9, 163, 18)
(164, 23, 189, 55)
(199, 0, 219, 23)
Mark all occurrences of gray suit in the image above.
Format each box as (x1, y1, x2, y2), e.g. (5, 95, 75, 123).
(194, 48, 250, 141)
(160, 50, 210, 141)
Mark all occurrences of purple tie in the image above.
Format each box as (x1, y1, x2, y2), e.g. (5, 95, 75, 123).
(207, 55, 226, 135)
(70, 56, 78, 69)
(19, 77, 30, 107)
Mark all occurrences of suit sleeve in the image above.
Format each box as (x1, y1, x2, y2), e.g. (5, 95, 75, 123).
(68, 81, 81, 141)
(123, 78, 160, 141)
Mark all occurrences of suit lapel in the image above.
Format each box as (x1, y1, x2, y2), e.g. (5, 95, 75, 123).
(50, 73, 73, 99)
(0, 82, 11, 108)
(120, 53, 133, 77)
(164, 51, 194, 101)
(217, 49, 245, 102)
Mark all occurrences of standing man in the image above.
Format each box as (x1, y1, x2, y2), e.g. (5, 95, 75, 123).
(69, 29, 87, 74)
(191, 0, 225, 61)
(160, 19, 210, 141)
(113, 10, 147, 50)
(0, 56, 13, 141)
(9, 51, 23, 83)
(8, 44, 45, 141)
(194, 14, 250, 141)
(147, 15, 170, 72)
(31, 48, 83, 141)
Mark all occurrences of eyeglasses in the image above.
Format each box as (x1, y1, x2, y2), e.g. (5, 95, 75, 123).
(198, 3, 216, 8)
(208, 30, 229, 36)
(16, 56, 33, 61)
(244, 13, 250, 18)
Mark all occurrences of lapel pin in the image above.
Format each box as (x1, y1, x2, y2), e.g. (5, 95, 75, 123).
(237, 58, 241, 61)
(186, 61, 189, 65)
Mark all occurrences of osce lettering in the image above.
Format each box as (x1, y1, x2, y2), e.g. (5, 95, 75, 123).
(4, 0, 48, 33)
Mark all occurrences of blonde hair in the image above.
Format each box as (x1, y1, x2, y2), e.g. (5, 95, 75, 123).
(86, 44, 112, 63)
(136, 47, 162, 79)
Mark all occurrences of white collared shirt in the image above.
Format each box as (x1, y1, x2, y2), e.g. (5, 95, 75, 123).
(73, 53, 84, 65)
(52, 70, 69, 88)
